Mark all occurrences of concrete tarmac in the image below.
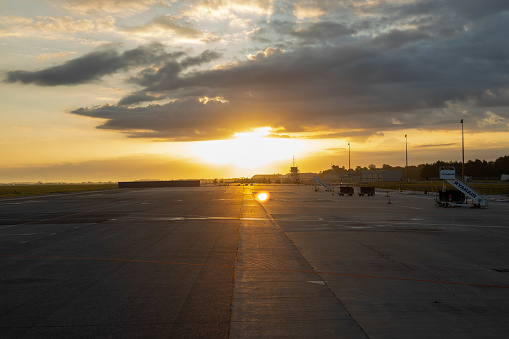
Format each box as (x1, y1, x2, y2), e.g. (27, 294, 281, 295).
(0, 185, 508, 338)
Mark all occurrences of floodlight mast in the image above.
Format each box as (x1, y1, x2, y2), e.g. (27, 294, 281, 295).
(348, 142, 350, 170)
(405, 134, 408, 183)
(461, 119, 465, 180)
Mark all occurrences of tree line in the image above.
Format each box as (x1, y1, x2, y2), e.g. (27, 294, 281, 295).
(320, 156, 509, 180)
(419, 156, 509, 180)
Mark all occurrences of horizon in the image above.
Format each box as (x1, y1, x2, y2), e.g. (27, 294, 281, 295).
(1, 1, 508, 182)
(1, 152, 506, 184)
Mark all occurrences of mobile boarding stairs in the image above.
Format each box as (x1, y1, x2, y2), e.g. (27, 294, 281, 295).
(314, 177, 332, 191)
(436, 166, 489, 208)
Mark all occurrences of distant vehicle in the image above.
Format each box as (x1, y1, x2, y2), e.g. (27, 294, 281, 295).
(359, 186, 375, 196)
(338, 186, 354, 196)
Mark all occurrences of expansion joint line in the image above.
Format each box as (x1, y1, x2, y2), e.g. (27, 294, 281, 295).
(253, 194, 370, 338)
(227, 186, 242, 338)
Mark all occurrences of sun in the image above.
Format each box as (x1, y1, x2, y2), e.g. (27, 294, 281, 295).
(256, 191, 270, 202)
(189, 127, 304, 168)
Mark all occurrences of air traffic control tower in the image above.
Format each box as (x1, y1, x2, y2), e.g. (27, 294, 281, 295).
(290, 155, 300, 183)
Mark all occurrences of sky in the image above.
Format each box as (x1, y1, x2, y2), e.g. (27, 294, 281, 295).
(1, 0, 508, 182)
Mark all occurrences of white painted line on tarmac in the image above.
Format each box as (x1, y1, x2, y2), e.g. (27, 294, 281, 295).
(390, 204, 423, 209)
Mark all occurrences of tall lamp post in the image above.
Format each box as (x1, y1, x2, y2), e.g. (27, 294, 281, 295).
(348, 142, 351, 171)
(461, 119, 464, 180)
(405, 134, 408, 182)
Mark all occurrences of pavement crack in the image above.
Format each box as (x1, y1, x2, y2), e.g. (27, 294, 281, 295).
(361, 243, 414, 270)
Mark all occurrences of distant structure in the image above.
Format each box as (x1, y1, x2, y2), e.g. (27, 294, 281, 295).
(251, 172, 317, 184)
(359, 170, 401, 182)
(290, 155, 300, 183)
(118, 180, 200, 188)
(251, 174, 286, 183)
(320, 167, 401, 183)
(298, 172, 319, 184)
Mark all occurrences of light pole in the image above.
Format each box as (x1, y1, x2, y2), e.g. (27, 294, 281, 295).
(348, 142, 351, 171)
(405, 134, 408, 182)
(461, 119, 464, 179)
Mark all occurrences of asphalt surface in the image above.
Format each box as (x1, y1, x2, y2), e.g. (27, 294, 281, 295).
(0, 185, 508, 338)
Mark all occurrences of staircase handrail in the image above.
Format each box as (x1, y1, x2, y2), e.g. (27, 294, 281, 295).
(446, 174, 489, 207)
(314, 177, 331, 191)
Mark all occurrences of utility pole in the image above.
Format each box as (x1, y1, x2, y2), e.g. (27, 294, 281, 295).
(405, 134, 408, 182)
(461, 119, 464, 180)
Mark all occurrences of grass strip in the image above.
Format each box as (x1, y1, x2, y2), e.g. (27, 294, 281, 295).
(0, 184, 118, 198)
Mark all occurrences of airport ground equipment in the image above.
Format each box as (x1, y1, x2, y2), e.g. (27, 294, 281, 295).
(314, 177, 332, 191)
(435, 189, 465, 207)
(338, 185, 354, 196)
(359, 186, 375, 196)
(436, 166, 489, 208)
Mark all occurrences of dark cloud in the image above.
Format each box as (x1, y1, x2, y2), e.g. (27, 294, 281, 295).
(181, 50, 222, 68)
(251, 19, 355, 47)
(290, 22, 356, 44)
(5, 43, 175, 86)
(402, 0, 509, 21)
(118, 92, 164, 106)
(4, 44, 222, 90)
(371, 29, 432, 49)
(385, 0, 509, 39)
(71, 99, 243, 141)
(414, 143, 458, 148)
(127, 50, 221, 90)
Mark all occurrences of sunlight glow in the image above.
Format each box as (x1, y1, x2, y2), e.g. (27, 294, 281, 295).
(256, 191, 269, 202)
(189, 127, 304, 168)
